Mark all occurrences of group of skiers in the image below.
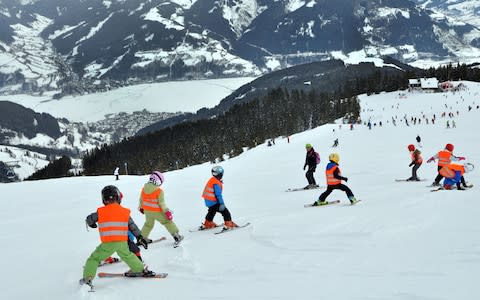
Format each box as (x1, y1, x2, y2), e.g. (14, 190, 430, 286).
(80, 138, 474, 288)
(80, 166, 238, 288)
(303, 140, 474, 208)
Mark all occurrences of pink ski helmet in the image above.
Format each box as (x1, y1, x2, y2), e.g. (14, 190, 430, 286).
(149, 171, 164, 186)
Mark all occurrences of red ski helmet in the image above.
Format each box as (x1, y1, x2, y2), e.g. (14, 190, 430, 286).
(445, 143, 454, 152)
(407, 144, 415, 151)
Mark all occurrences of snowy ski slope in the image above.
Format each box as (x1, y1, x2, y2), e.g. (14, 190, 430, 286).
(1, 82, 480, 299)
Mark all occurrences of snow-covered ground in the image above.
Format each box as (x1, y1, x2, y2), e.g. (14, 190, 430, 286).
(1, 82, 480, 299)
(0, 77, 255, 122)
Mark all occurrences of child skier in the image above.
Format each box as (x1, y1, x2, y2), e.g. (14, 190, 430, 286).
(407, 144, 423, 181)
(440, 163, 474, 190)
(139, 171, 183, 247)
(303, 144, 320, 189)
(200, 166, 238, 230)
(80, 185, 154, 288)
(312, 153, 358, 206)
(427, 143, 465, 186)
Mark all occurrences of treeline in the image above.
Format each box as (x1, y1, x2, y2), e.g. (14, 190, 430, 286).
(25, 156, 72, 181)
(425, 63, 480, 82)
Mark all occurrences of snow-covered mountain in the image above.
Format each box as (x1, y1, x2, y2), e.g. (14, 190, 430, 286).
(414, 0, 480, 28)
(1, 0, 479, 93)
(1, 81, 479, 299)
(0, 77, 254, 179)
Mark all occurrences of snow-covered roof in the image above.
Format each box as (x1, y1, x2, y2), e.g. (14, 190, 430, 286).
(420, 78, 439, 89)
(408, 79, 420, 85)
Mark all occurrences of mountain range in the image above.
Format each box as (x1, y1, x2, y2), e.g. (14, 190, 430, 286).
(1, 0, 480, 93)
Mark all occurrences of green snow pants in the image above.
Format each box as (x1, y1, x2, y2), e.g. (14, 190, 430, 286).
(141, 210, 179, 238)
(83, 241, 144, 280)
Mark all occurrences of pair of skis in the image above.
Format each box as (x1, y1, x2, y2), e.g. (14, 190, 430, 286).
(303, 199, 361, 207)
(189, 223, 251, 234)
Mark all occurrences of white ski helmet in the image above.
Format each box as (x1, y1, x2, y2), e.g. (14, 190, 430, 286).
(149, 171, 164, 186)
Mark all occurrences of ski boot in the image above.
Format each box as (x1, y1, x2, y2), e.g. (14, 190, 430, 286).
(200, 220, 218, 230)
(349, 196, 359, 205)
(124, 266, 156, 277)
(312, 200, 328, 206)
(173, 233, 184, 247)
(79, 277, 94, 291)
(103, 257, 119, 264)
(430, 181, 441, 187)
(223, 221, 239, 230)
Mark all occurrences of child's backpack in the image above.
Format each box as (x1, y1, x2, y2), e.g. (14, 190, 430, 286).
(315, 152, 321, 164)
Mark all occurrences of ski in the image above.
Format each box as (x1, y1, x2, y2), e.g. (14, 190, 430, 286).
(304, 200, 340, 207)
(150, 237, 167, 244)
(431, 185, 473, 192)
(286, 186, 322, 192)
(214, 223, 251, 235)
(395, 179, 427, 182)
(189, 224, 224, 232)
(98, 272, 168, 279)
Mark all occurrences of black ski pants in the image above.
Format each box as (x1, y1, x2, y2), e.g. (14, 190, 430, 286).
(306, 167, 316, 185)
(434, 166, 443, 183)
(411, 163, 421, 179)
(205, 203, 232, 222)
(318, 184, 354, 202)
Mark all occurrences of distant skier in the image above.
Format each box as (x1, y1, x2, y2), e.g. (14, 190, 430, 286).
(79, 185, 153, 288)
(332, 138, 339, 148)
(440, 163, 474, 190)
(200, 166, 238, 230)
(312, 153, 358, 206)
(139, 171, 183, 247)
(427, 144, 465, 186)
(406, 144, 423, 181)
(303, 144, 320, 189)
(416, 135, 422, 148)
(114, 166, 120, 180)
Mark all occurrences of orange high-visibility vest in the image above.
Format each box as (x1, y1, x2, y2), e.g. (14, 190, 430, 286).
(97, 203, 130, 243)
(326, 165, 341, 186)
(439, 164, 464, 179)
(202, 177, 223, 201)
(437, 150, 452, 167)
(141, 187, 163, 212)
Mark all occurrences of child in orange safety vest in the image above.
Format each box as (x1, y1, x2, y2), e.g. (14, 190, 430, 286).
(139, 171, 183, 247)
(427, 143, 465, 186)
(312, 153, 358, 206)
(440, 163, 474, 190)
(200, 166, 238, 230)
(79, 185, 154, 289)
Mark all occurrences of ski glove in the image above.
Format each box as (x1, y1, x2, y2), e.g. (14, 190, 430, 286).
(458, 157, 466, 161)
(427, 157, 434, 163)
(344, 177, 348, 182)
(137, 235, 149, 249)
(165, 211, 173, 221)
(218, 204, 226, 212)
(139, 208, 144, 214)
(88, 222, 97, 229)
